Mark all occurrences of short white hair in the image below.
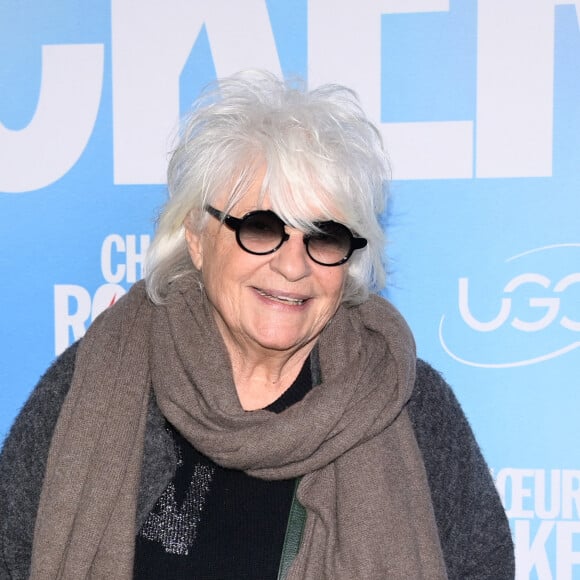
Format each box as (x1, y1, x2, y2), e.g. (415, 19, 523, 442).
(146, 70, 389, 305)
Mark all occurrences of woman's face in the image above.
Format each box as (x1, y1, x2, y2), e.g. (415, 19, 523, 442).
(184, 178, 348, 361)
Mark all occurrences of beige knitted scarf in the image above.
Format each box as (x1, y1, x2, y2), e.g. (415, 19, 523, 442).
(30, 276, 447, 579)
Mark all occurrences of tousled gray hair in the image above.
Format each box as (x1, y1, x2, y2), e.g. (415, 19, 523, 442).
(146, 70, 390, 305)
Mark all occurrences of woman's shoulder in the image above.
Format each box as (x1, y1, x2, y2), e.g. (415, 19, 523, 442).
(408, 359, 469, 430)
(411, 358, 455, 403)
(1, 342, 79, 456)
(0, 342, 80, 491)
(20, 343, 78, 418)
(0, 343, 79, 580)
(406, 357, 486, 489)
(407, 359, 515, 579)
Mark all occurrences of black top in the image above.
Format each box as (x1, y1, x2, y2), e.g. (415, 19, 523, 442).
(133, 360, 313, 580)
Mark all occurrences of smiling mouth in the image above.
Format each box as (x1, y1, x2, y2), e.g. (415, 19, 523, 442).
(255, 289, 307, 305)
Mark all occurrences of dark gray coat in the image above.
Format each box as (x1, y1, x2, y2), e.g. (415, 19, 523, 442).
(0, 343, 514, 579)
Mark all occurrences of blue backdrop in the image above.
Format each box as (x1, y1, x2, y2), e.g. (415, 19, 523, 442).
(1, 1, 579, 578)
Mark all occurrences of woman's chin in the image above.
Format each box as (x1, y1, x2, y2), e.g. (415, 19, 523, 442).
(242, 324, 314, 355)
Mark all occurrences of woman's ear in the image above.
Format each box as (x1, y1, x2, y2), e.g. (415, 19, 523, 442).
(184, 222, 204, 271)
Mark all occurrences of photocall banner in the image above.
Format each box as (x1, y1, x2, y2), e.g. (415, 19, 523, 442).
(1, 1, 579, 578)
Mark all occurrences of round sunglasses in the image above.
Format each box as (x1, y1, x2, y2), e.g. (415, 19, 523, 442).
(205, 205, 367, 266)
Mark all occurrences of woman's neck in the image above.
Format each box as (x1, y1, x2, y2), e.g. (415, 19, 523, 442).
(228, 346, 313, 411)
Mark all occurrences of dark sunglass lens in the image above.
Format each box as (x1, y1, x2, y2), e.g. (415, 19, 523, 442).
(238, 211, 285, 253)
(307, 222, 352, 265)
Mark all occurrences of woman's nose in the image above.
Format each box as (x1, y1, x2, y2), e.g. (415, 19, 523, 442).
(268, 229, 311, 281)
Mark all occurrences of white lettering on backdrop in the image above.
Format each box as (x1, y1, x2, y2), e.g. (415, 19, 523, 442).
(1, 0, 578, 191)
(495, 468, 580, 580)
(53, 234, 150, 354)
(0, 45, 103, 193)
(111, 0, 282, 184)
(438, 243, 580, 368)
(458, 273, 580, 333)
(309, 0, 580, 179)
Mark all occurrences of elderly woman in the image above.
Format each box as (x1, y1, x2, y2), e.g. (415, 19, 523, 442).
(0, 70, 513, 580)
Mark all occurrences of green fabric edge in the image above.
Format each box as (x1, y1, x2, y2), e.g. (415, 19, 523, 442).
(277, 478, 306, 580)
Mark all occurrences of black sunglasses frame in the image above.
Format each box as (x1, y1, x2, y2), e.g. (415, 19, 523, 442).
(205, 205, 367, 266)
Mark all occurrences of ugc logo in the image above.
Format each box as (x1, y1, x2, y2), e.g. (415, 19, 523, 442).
(439, 244, 580, 368)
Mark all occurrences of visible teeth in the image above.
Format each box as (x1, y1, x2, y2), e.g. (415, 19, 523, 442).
(257, 289, 304, 305)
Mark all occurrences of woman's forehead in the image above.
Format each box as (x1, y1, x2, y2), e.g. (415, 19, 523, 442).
(232, 187, 344, 228)
(208, 160, 350, 229)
